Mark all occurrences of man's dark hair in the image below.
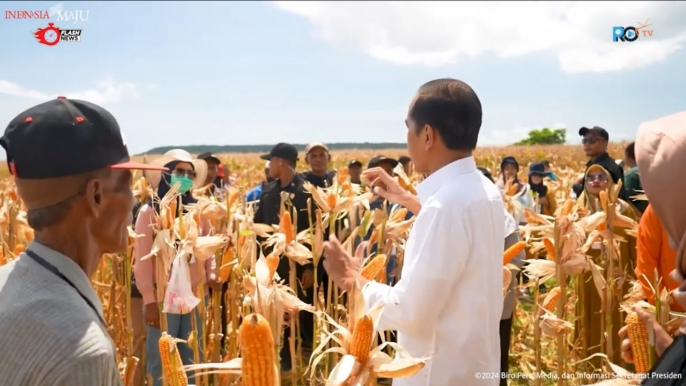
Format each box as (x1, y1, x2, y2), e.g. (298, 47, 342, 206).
(27, 169, 112, 231)
(409, 78, 482, 151)
(398, 155, 411, 164)
(625, 142, 636, 161)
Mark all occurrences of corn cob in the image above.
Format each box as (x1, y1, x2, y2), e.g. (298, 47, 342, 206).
(349, 315, 374, 364)
(542, 287, 561, 312)
(361, 254, 387, 281)
(266, 253, 279, 280)
(542, 239, 556, 261)
(625, 312, 651, 373)
(279, 211, 294, 244)
(397, 176, 417, 195)
(326, 193, 337, 211)
(503, 241, 526, 265)
(506, 183, 518, 196)
(239, 313, 276, 386)
(158, 332, 188, 386)
(560, 199, 575, 216)
(599, 190, 609, 213)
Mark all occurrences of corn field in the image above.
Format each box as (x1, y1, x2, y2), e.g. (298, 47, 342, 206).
(0, 143, 675, 386)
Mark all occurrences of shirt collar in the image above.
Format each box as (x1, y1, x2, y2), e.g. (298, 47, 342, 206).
(26, 241, 104, 320)
(416, 156, 477, 203)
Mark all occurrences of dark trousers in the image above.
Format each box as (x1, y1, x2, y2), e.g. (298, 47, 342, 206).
(500, 318, 513, 386)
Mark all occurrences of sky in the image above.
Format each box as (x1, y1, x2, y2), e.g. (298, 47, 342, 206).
(1, 1, 686, 155)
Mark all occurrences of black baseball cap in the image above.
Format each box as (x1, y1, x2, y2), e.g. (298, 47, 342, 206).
(1, 97, 166, 209)
(579, 126, 609, 141)
(348, 160, 362, 168)
(260, 142, 298, 163)
(368, 155, 399, 169)
(197, 151, 221, 164)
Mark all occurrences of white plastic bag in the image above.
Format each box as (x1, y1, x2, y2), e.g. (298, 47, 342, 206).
(163, 250, 200, 314)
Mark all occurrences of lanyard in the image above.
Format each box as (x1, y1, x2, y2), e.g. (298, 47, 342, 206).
(25, 249, 107, 327)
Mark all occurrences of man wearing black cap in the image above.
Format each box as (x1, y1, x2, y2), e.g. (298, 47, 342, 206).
(254, 142, 318, 371)
(197, 152, 221, 193)
(348, 160, 362, 185)
(573, 126, 626, 199)
(302, 142, 336, 188)
(0, 97, 168, 385)
(368, 155, 399, 176)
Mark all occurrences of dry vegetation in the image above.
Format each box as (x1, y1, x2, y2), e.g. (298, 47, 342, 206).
(0, 142, 667, 386)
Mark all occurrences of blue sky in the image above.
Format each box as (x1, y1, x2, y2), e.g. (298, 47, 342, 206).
(1, 1, 685, 154)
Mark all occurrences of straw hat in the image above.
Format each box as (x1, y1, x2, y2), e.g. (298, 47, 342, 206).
(144, 149, 208, 190)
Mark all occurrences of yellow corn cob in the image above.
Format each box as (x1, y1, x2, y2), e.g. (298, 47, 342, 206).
(599, 190, 609, 213)
(390, 208, 408, 223)
(266, 253, 279, 280)
(361, 254, 387, 281)
(239, 313, 276, 386)
(397, 176, 417, 195)
(543, 239, 556, 261)
(625, 312, 651, 373)
(338, 166, 349, 184)
(349, 315, 374, 365)
(542, 287, 561, 312)
(560, 199, 575, 216)
(506, 183, 518, 196)
(503, 241, 526, 265)
(326, 193, 337, 211)
(158, 332, 188, 386)
(280, 211, 294, 244)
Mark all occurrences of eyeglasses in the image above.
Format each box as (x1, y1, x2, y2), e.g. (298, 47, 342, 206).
(173, 169, 197, 179)
(586, 174, 608, 182)
(582, 137, 599, 145)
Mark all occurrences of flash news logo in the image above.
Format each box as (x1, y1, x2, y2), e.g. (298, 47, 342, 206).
(34, 23, 81, 46)
(613, 19, 653, 42)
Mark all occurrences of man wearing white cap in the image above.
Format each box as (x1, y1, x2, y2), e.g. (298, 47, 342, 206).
(302, 142, 336, 188)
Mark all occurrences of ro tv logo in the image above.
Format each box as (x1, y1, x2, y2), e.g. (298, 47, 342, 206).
(613, 19, 653, 42)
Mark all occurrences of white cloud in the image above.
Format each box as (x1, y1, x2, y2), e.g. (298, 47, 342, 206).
(274, 1, 686, 73)
(0, 77, 140, 104)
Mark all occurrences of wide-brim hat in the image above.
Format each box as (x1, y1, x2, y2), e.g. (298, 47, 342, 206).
(143, 149, 208, 190)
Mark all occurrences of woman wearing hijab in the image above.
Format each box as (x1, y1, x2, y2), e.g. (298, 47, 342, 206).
(528, 162, 557, 216)
(133, 149, 218, 386)
(575, 163, 639, 369)
(496, 156, 535, 224)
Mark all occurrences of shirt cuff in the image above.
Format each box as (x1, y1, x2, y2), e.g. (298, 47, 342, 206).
(361, 280, 390, 312)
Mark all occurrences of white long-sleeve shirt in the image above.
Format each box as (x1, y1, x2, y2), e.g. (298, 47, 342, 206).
(362, 156, 505, 386)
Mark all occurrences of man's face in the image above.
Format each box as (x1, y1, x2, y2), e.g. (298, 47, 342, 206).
(406, 97, 427, 174)
(221, 165, 230, 183)
(582, 134, 606, 157)
(269, 157, 284, 179)
(349, 164, 362, 182)
(306, 148, 329, 174)
(205, 159, 219, 184)
(90, 168, 134, 253)
(378, 161, 396, 176)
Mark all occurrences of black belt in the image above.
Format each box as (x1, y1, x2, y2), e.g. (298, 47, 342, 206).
(25, 249, 107, 326)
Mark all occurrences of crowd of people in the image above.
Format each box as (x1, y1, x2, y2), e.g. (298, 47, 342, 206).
(0, 81, 684, 386)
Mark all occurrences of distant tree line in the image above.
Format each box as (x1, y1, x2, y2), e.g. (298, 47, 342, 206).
(514, 128, 566, 145)
(138, 142, 409, 155)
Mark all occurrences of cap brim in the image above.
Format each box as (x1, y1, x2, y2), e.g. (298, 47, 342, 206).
(110, 161, 168, 171)
(579, 127, 590, 136)
(260, 154, 271, 160)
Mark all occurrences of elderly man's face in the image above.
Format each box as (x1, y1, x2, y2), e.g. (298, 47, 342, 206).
(306, 148, 329, 174)
(90, 168, 135, 253)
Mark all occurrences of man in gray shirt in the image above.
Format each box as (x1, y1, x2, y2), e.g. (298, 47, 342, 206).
(0, 97, 167, 386)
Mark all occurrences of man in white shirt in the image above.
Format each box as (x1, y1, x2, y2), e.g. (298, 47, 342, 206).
(323, 78, 504, 386)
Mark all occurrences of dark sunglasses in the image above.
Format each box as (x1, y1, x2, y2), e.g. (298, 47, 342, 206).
(172, 169, 197, 179)
(586, 174, 608, 182)
(581, 137, 600, 145)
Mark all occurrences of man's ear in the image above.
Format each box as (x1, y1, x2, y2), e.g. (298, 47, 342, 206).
(84, 178, 103, 216)
(423, 125, 435, 151)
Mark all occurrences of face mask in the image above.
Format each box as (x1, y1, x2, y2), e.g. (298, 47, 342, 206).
(170, 175, 193, 194)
